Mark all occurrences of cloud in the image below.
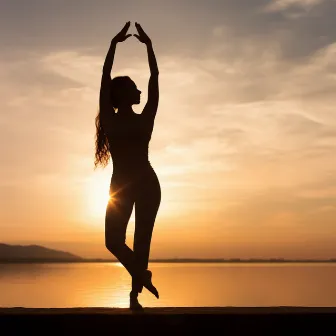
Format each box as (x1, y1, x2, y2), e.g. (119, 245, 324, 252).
(265, 0, 325, 12)
(1, 0, 336, 256)
(2, 34, 335, 195)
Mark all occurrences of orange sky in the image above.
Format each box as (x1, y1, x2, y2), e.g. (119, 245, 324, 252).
(0, 0, 336, 259)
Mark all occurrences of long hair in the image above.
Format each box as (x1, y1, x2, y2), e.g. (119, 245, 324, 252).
(94, 111, 110, 169)
(94, 76, 133, 169)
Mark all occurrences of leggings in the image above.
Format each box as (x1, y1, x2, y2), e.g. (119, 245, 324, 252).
(105, 164, 161, 293)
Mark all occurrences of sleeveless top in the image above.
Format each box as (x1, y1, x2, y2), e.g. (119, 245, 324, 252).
(105, 112, 154, 174)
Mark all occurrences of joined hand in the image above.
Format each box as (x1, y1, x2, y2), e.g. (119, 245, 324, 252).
(112, 22, 151, 45)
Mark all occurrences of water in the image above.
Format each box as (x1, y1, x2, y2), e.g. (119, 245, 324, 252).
(1, 262, 336, 308)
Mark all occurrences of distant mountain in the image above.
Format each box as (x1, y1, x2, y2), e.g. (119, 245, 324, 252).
(0, 244, 82, 262)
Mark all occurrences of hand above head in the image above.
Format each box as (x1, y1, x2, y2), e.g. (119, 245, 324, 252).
(112, 21, 132, 43)
(133, 22, 152, 45)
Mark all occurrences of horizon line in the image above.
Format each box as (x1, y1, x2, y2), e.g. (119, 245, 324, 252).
(1, 257, 336, 263)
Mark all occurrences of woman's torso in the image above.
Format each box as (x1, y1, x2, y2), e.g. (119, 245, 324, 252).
(106, 112, 154, 176)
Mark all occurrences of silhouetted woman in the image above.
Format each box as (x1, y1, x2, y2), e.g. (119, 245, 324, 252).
(94, 21, 161, 310)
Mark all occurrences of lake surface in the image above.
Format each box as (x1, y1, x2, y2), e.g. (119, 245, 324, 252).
(1, 262, 336, 308)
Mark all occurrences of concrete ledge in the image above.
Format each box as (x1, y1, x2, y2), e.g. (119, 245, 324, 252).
(1, 307, 336, 334)
(1, 306, 336, 314)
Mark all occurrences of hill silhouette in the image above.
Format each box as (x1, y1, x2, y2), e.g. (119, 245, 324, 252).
(0, 243, 82, 262)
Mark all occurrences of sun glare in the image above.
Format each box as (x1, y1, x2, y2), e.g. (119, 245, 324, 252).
(86, 168, 176, 221)
(87, 170, 111, 218)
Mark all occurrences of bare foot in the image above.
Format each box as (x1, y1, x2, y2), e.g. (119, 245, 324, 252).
(142, 269, 159, 299)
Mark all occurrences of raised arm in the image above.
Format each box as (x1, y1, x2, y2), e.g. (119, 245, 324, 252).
(99, 22, 131, 118)
(134, 22, 159, 119)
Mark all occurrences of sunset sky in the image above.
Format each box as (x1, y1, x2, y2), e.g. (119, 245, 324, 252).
(1, 0, 336, 259)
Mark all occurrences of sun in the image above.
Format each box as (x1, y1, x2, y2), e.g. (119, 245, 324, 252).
(86, 170, 111, 218)
(86, 169, 136, 223)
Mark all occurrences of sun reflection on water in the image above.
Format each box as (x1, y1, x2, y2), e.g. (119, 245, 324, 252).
(2, 263, 336, 308)
(85, 263, 131, 308)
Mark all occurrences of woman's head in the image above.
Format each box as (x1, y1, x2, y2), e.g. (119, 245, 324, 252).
(110, 76, 141, 109)
(94, 76, 141, 168)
